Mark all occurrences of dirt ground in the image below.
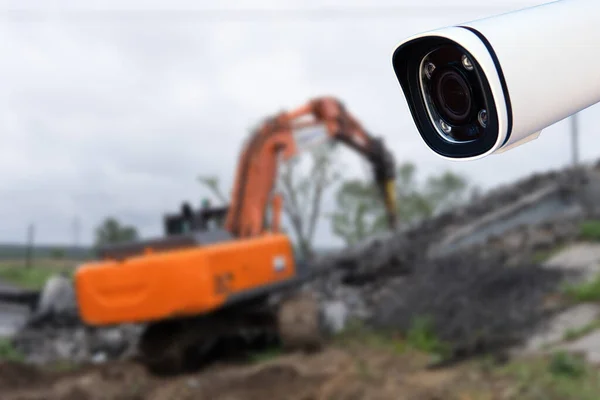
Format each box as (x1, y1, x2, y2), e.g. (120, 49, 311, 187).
(0, 343, 519, 400)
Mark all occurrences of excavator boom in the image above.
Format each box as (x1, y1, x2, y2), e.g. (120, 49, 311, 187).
(224, 96, 397, 238)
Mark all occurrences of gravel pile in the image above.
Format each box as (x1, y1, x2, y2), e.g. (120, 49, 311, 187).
(307, 166, 599, 358)
(370, 250, 569, 356)
(309, 236, 572, 358)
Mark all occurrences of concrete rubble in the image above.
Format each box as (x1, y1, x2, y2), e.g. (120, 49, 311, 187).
(516, 242, 600, 364)
(9, 162, 600, 366)
(308, 163, 600, 358)
(11, 275, 144, 365)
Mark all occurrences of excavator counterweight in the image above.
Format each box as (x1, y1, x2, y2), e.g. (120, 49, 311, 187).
(76, 233, 300, 325)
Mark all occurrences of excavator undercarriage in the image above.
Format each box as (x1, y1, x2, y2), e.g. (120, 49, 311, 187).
(82, 201, 327, 375)
(137, 291, 323, 375)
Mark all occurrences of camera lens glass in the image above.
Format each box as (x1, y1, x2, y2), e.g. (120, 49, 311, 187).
(433, 70, 472, 125)
(419, 45, 487, 144)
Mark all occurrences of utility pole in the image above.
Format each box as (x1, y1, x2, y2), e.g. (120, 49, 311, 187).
(25, 223, 35, 269)
(72, 216, 81, 261)
(571, 112, 580, 167)
(72, 216, 81, 248)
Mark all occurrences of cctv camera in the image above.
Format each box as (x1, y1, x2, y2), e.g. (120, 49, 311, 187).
(392, 0, 600, 161)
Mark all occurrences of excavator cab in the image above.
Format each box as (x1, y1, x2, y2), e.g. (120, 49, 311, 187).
(164, 200, 229, 236)
(96, 200, 232, 262)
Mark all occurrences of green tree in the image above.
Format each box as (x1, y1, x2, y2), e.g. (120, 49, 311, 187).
(50, 247, 66, 260)
(278, 145, 342, 259)
(94, 217, 139, 248)
(330, 162, 476, 245)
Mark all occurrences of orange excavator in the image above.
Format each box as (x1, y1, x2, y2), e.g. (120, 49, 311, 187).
(74, 96, 397, 374)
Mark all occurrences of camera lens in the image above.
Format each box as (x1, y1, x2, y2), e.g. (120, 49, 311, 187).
(417, 45, 489, 146)
(433, 69, 472, 125)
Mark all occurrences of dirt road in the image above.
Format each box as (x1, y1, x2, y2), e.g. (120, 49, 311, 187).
(0, 343, 513, 400)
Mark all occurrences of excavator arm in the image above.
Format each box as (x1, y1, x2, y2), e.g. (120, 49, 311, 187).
(224, 96, 398, 238)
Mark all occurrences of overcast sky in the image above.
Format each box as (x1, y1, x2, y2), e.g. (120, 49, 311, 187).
(2, 0, 600, 246)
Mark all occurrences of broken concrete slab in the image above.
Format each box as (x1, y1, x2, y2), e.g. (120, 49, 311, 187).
(519, 303, 600, 354)
(559, 330, 600, 364)
(512, 242, 600, 363)
(543, 242, 600, 281)
(430, 183, 582, 258)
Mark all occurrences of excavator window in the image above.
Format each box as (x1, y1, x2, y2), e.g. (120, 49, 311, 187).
(163, 202, 230, 236)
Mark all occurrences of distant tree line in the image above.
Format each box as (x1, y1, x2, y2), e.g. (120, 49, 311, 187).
(93, 217, 139, 248)
(329, 162, 479, 246)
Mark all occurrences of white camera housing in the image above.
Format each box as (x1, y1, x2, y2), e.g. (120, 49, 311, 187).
(392, 0, 600, 161)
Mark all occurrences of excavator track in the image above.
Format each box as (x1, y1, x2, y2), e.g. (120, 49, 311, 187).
(137, 317, 216, 376)
(137, 292, 323, 376)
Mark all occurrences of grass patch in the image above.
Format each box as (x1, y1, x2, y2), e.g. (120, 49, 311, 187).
(0, 338, 24, 362)
(405, 316, 451, 359)
(548, 351, 587, 378)
(334, 319, 407, 355)
(532, 250, 554, 264)
(499, 352, 600, 400)
(563, 320, 600, 342)
(563, 274, 600, 303)
(532, 246, 566, 264)
(0, 261, 74, 290)
(47, 360, 80, 372)
(248, 347, 283, 364)
(334, 317, 450, 361)
(580, 220, 600, 241)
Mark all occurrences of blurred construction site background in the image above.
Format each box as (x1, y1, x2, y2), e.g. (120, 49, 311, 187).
(3, 1, 600, 399)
